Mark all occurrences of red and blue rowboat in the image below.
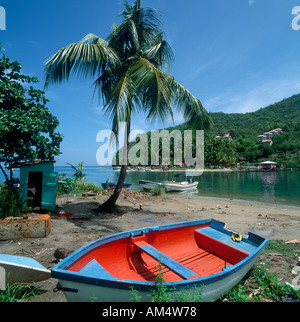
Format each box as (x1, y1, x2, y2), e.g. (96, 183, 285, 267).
(51, 218, 268, 302)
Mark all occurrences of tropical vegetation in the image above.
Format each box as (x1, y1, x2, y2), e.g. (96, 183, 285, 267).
(0, 185, 24, 220)
(208, 94, 300, 167)
(43, 0, 211, 212)
(0, 52, 63, 182)
(57, 162, 102, 195)
(67, 161, 86, 181)
(154, 94, 300, 168)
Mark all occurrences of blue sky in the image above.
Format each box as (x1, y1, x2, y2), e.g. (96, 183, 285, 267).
(1, 0, 300, 166)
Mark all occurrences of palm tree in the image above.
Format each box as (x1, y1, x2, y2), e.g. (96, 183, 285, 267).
(44, 0, 212, 212)
(67, 162, 86, 181)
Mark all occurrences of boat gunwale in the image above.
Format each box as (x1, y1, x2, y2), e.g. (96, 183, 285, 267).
(51, 219, 268, 291)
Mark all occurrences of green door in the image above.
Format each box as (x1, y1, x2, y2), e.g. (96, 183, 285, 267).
(41, 171, 58, 210)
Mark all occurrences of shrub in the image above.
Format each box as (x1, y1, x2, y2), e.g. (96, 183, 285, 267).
(0, 187, 24, 220)
(150, 186, 165, 196)
(57, 173, 103, 195)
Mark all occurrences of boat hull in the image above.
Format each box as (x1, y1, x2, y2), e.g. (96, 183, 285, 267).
(0, 254, 50, 289)
(162, 181, 199, 192)
(139, 180, 162, 191)
(51, 219, 268, 302)
(101, 182, 132, 189)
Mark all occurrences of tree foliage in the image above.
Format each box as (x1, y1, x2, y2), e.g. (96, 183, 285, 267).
(0, 53, 63, 179)
(165, 93, 300, 167)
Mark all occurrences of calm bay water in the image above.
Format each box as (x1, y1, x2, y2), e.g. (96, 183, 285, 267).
(1, 166, 299, 207)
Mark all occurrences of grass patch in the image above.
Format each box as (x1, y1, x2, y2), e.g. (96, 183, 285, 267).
(265, 240, 299, 260)
(0, 283, 43, 302)
(71, 180, 103, 195)
(222, 264, 300, 302)
(222, 240, 300, 302)
(150, 186, 165, 196)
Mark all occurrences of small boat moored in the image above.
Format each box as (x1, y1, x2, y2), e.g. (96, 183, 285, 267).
(101, 182, 132, 189)
(51, 218, 268, 302)
(162, 173, 199, 192)
(139, 180, 162, 191)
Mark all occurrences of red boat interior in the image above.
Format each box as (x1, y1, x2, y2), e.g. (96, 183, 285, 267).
(67, 224, 250, 282)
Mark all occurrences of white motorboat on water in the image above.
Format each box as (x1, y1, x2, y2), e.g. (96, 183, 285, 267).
(162, 173, 199, 192)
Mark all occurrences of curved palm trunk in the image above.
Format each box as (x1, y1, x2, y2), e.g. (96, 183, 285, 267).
(96, 121, 131, 213)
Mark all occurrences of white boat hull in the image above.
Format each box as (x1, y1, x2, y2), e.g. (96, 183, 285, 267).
(162, 181, 199, 192)
(0, 254, 50, 290)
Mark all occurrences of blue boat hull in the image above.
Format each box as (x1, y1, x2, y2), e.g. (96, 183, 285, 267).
(101, 182, 132, 189)
(139, 180, 162, 190)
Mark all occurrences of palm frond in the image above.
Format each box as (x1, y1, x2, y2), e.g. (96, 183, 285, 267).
(172, 79, 213, 129)
(128, 58, 174, 122)
(120, 1, 163, 48)
(107, 18, 141, 56)
(44, 35, 119, 88)
(143, 32, 174, 69)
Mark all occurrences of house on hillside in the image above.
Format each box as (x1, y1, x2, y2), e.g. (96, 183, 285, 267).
(258, 128, 284, 143)
(273, 128, 284, 134)
(261, 139, 273, 145)
(223, 134, 232, 141)
(264, 132, 274, 139)
(257, 135, 267, 142)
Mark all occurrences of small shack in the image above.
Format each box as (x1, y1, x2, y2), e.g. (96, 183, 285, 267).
(15, 160, 58, 211)
(261, 161, 277, 170)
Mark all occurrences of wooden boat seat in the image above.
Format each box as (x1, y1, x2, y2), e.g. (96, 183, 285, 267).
(133, 240, 198, 280)
(195, 227, 257, 254)
(194, 228, 251, 265)
(79, 259, 114, 279)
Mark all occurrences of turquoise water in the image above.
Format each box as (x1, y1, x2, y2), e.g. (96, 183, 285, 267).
(1, 166, 299, 207)
(125, 169, 300, 207)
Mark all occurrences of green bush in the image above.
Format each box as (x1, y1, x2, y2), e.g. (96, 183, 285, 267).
(71, 180, 103, 195)
(57, 173, 103, 195)
(57, 175, 75, 194)
(0, 187, 25, 220)
(150, 186, 165, 196)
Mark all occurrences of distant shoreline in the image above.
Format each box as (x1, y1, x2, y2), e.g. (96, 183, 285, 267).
(126, 168, 234, 173)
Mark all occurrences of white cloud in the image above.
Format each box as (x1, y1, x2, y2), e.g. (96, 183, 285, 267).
(204, 78, 300, 114)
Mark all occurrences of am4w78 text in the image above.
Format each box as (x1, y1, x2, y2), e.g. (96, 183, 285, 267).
(145, 306, 197, 318)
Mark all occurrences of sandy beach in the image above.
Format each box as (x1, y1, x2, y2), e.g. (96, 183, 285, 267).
(0, 189, 299, 302)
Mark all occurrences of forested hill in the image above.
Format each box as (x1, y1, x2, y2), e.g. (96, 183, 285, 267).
(124, 94, 299, 167)
(162, 93, 300, 167)
(209, 93, 300, 138)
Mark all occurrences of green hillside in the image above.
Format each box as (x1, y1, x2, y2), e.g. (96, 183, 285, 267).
(209, 93, 300, 139)
(162, 94, 300, 168)
(207, 94, 300, 167)
(122, 94, 299, 168)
